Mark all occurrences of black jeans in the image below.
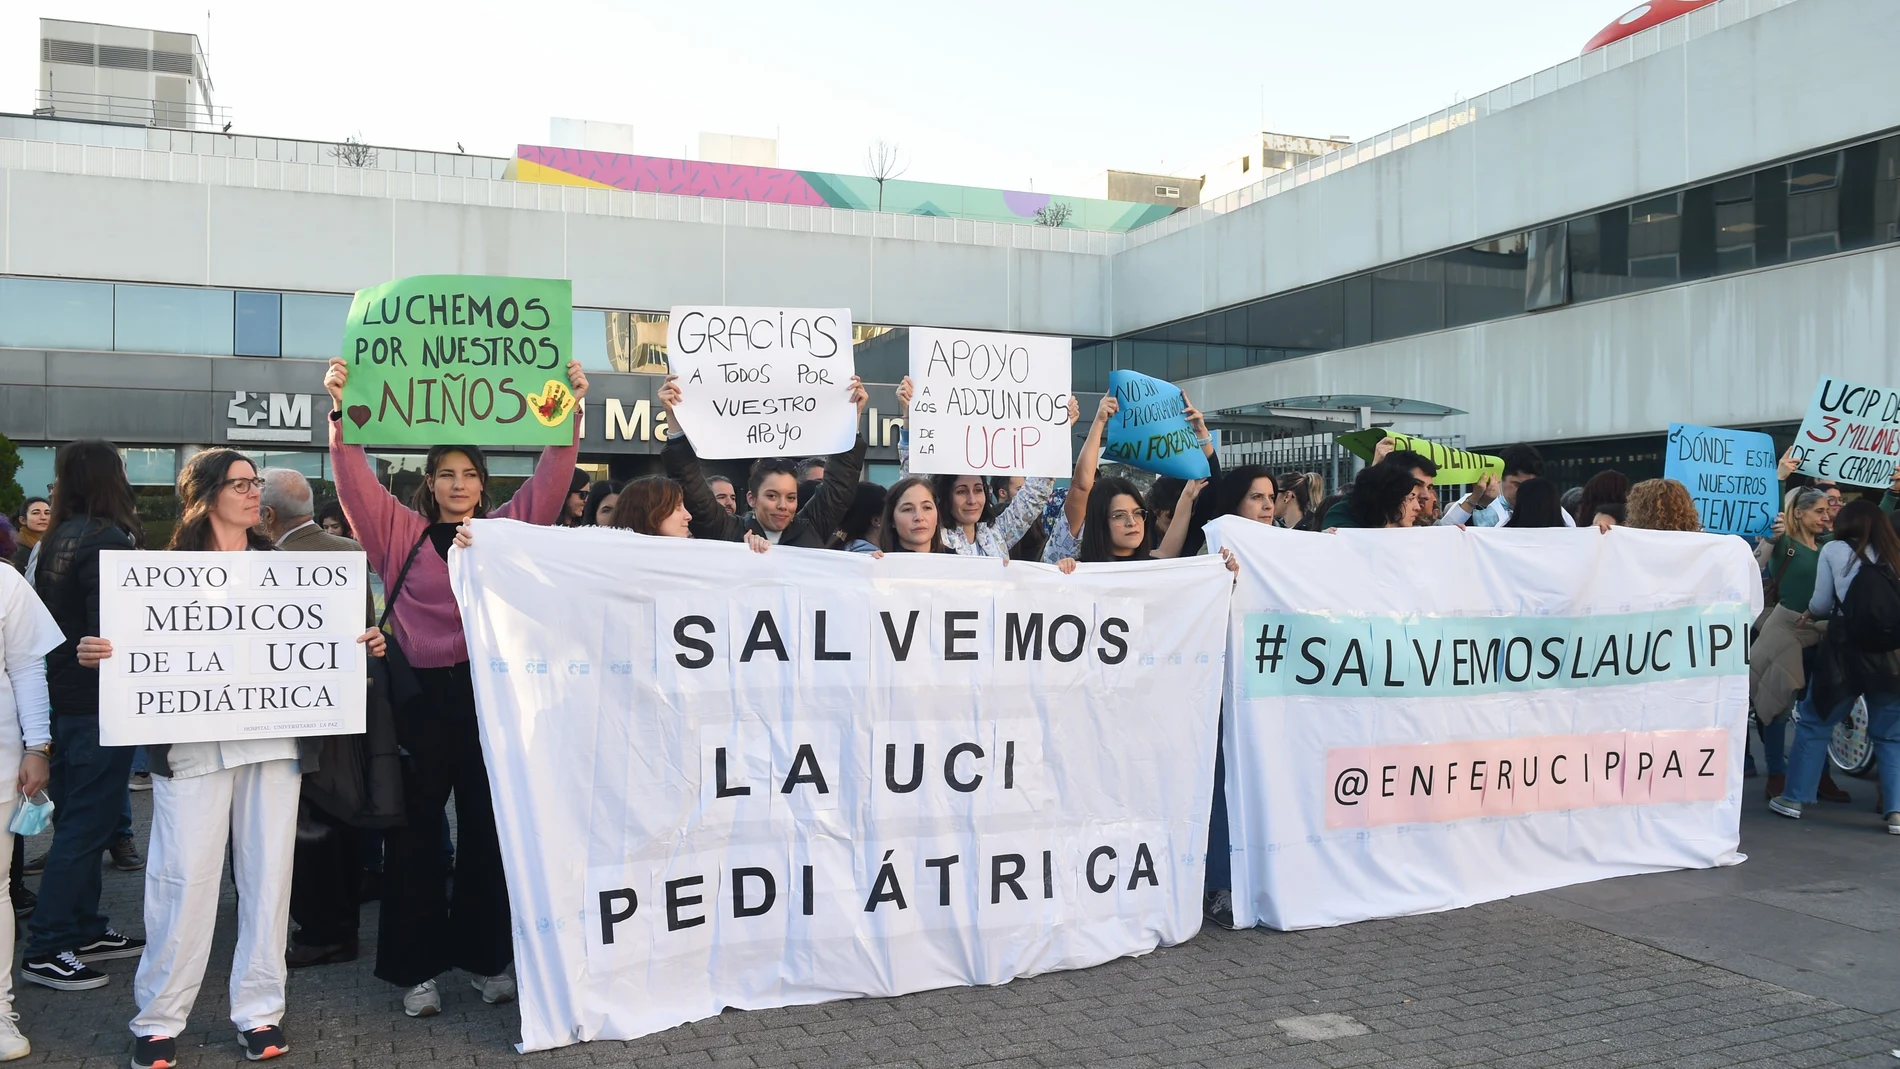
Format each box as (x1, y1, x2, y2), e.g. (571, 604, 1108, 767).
(374, 662, 512, 987)
(27, 716, 135, 955)
(290, 799, 361, 947)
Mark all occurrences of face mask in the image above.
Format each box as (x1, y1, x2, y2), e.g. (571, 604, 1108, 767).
(9, 791, 53, 837)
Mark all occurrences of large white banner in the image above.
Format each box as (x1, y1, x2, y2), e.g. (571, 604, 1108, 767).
(450, 521, 1230, 1052)
(1204, 518, 1758, 931)
(665, 306, 856, 457)
(905, 327, 1073, 478)
(97, 550, 368, 746)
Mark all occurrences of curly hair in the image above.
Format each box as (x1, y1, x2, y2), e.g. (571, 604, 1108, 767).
(1625, 479, 1701, 533)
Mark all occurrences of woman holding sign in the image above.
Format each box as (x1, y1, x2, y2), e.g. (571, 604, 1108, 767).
(77, 449, 385, 1068)
(323, 357, 587, 1020)
(894, 376, 1071, 557)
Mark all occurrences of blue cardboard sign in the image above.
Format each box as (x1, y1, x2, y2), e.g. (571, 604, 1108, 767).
(1665, 422, 1779, 537)
(1103, 370, 1210, 479)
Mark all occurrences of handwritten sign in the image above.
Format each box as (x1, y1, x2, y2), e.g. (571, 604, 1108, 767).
(666, 306, 856, 459)
(1665, 423, 1778, 537)
(1103, 370, 1210, 479)
(1792, 376, 1900, 487)
(339, 275, 575, 446)
(1336, 430, 1503, 487)
(904, 328, 1072, 477)
(96, 551, 368, 746)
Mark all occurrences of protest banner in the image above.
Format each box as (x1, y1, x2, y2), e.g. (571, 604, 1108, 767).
(1103, 370, 1209, 479)
(1335, 430, 1502, 486)
(339, 275, 575, 446)
(665, 306, 857, 458)
(96, 550, 368, 747)
(1791, 376, 1900, 487)
(1665, 423, 1779, 537)
(451, 521, 1229, 1051)
(1204, 517, 1757, 930)
(904, 328, 1072, 478)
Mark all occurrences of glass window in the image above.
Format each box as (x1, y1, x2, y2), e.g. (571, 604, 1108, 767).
(0, 277, 114, 350)
(1786, 151, 1843, 260)
(1878, 137, 1900, 245)
(120, 447, 177, 486)
(850, 325, 902, 384)
(1524, 224, 1569, 310)
(16, 446, 56, 499)
(573, 310, 611, 371)
(1444, 234, 1527, 328)
(1713, 176, 1758, 274)
(234, 291, 282, 358)
(1372, 259, 1444, 341)
(114, 284, 235, 355)
(246, 450, 324, 478)
(281, 293, 352, 360)
(1627, 194, 1681, 281)
(607, 312, 672, 374)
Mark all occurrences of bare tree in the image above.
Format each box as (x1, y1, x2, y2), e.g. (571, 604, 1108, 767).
(330, 133, 377, 168)
(865, 139, 907, 212)
(1034, 201, 1075, 228)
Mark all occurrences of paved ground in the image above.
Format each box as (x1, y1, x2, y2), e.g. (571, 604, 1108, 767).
(8, 786, 1900, 1069)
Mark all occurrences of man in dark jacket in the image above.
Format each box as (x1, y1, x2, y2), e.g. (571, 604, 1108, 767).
(659, 376, 869, 548)
(1321, 447, 1440, 529)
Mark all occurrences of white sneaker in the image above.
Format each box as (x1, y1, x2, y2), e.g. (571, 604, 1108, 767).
(472, 973, 515, 1005)
(402, 980, 440, 1018)
(0, 1011, 30, 1061)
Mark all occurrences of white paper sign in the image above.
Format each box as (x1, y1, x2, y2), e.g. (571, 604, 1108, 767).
(97, 550, 368, 746)
(1791, 375, 1900, 487)
(665, 306, 857, 459)
(1203, 518, 1759, 931)
(450, 521, 1230, 1052)
(905, 328, 1073, 478)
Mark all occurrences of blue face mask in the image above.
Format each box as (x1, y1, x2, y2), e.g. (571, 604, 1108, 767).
(9, 791, 53, 838)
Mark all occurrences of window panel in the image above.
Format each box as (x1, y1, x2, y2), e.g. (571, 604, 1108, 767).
(120, 447, 178, 486)
(114, 285, 234, 355)
(16, 446, 56, 498)
(573, 309, 611, 371)
(234, 291, 282, 358)
(281, 293, 352, 359)
(0, 278, 114, 350)
(1372, 260, 1444, 341)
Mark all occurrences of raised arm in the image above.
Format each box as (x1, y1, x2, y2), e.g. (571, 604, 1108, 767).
(491, 362, 588, 525)
(895, 375, 915, 476)
(1154, 479, 1207, 559)
(324, 359, 423, 578)
(659, 376, 744, 542)
(1064, 394, 1119, 538)
(795, 377, 871, 542)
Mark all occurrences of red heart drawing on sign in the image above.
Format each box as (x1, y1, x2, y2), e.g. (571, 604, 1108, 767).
(346, 405, 372, 428)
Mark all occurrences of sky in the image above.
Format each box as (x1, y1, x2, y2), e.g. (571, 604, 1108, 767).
(3, 0, 1647, 196)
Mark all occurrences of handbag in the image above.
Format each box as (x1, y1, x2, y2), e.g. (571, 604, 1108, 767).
(369, 534, 430, 712)
(1754, 536, 1798, 636)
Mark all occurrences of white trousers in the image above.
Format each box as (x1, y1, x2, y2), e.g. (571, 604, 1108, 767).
(0, 804, 17, 1013)
(131, 759, 299, 1038)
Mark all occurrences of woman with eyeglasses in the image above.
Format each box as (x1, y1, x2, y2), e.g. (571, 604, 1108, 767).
(79, 450, 383, 1068)
(322, 357, 587, 1021)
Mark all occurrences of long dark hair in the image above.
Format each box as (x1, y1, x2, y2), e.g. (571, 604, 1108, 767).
(411, 444, 491, 522)
(838, 482, 888, 547)
(1834, 500, 1900, 574)
(1572, 469, 1630, 526)
(580, 479, 623, 527)
(1347, 465, 1417, 529)
(1078, 476, 1153, 563)
(881, 475, 944, 553)
(931, 473, 996, 529)
(610, 475, 685, 537)
(49, 439, 143, 547)
(169, 449, 274, 551)
(1509, 477, 1568, 529)
(1215, 466, 1276, 518)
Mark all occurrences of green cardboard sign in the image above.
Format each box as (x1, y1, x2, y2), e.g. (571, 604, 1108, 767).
(339, 275, 575, 446)
(1337, 429, 1503, 486)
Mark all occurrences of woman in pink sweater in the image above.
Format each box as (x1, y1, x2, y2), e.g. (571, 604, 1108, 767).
(323, 357, 587, 1020)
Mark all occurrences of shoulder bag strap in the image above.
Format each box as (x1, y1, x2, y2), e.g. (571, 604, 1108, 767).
(377, 535, 430, 631)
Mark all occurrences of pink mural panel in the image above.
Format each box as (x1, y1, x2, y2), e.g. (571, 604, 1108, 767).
(516, 145, 828, 205)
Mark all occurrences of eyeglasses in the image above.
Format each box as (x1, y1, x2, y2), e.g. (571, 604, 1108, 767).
(1109, 509, 1151, 526)
(220, 477, 263, 494)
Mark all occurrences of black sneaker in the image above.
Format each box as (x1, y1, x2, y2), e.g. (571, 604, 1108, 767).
(20, 950, 108, 990)
(132, 1034, 176, 1069)
(108, 837, 145, 872)
(76, 927, 146, 961)
(237, 1025, 289, 1061)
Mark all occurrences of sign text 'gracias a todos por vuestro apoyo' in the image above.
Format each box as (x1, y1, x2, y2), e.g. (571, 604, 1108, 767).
(1793, 375, 1900, 487)
(904, 328, 1073, 479)
(95, 550, 368, 747)
(340, 275, 576, 447)
(665, 306, 856, 459)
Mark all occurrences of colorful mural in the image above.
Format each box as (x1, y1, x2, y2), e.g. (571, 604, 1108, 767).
(511, 145, 1178, 232)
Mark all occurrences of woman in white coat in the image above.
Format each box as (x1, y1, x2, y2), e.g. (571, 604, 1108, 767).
(0, 554, 62, 1059)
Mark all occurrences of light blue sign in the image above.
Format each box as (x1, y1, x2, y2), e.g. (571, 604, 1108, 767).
(1242, 604, 1752, 699)
(1664, 422, 1779, 537)
(1103, 370, 1210, 480)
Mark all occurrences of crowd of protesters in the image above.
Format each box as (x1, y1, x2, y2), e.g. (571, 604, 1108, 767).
(0, 367, 1896, 1065)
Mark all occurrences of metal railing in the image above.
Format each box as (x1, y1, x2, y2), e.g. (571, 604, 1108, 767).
(1123, 0, 1803, 248)
(34, 89, 228, 133)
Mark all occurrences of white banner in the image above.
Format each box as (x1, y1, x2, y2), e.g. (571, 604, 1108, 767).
(451, 521, 1229, 1052)
(1791, 375, 1900, 487)
(1203, 518, 1758, 931)
(905, 328, 1072, 478)
(665, 306, 856, 458)
(97, 550, 368, 746)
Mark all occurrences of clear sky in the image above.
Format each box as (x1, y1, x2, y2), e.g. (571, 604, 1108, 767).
(4, 0, 1646, 194)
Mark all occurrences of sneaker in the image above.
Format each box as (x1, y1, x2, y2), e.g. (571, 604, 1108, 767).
(236, 1025, 289, 1061)
(1768, 795, 1803, 819)
(76, 928, 146, 962)
(402, 979, 440, 1018)
(21, 855, 43, 877)
(472, 973, 516, 1005)
(1203, 890, 1239, 931)
(128, 773, 152, 793)
(1886, 812, 1900, 835)
(131, 1034, 175, 1069)
(20, 950, 108, 991)
(108, 838, 144, 872)
(0, 1011, 28, 1061)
